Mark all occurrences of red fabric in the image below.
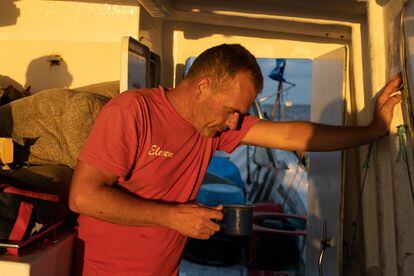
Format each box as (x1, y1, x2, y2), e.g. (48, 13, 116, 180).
(4, 186, 59, 202)
(76, 87, 259, 275)
(7, 201, 33, 255)
(253, 202, 283, 213)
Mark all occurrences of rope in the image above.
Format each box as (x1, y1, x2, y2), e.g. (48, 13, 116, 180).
(343, 143, 374, 270)
(350, 143, 373, 247)
(396, 124, 414, 202)
(397, 124, 409, 162)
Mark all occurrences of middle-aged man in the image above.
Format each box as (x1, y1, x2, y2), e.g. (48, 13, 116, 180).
(69, 44, 402, 276)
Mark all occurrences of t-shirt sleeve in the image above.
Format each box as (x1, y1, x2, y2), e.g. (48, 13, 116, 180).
(78, 104, 139, 178)
(216, 114, 260, 153)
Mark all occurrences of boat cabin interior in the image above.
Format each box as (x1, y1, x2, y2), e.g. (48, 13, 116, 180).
(0, 0, 413, 275)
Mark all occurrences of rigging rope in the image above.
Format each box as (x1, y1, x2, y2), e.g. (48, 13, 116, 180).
(396, 124, 414, 202)
(350, 143, 373, 248)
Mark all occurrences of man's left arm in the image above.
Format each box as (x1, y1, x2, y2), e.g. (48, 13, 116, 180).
(242, 73, 402, 151)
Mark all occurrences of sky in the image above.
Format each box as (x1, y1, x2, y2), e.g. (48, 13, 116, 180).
(185, 57, 312, 105)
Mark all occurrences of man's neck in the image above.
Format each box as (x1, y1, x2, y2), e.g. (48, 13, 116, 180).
(166, 81, 195, 125)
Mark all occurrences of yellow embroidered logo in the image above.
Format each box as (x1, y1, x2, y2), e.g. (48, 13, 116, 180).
(148, 144, 174, 158)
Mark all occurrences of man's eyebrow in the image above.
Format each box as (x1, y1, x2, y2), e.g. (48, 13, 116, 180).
(226, 106, 247, 115)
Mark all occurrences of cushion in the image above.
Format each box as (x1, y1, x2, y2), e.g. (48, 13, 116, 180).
(0, 87, 110, 168)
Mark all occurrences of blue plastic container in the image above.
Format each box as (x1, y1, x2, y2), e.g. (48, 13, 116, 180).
(207, 157, 244, 189)
(196, 183, 245, 206)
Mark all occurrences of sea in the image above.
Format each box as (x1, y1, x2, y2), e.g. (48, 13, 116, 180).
(261, 104, 311, 122)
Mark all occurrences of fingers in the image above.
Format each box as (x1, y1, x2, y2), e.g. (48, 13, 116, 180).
(205, 219, 221, 232)
(197, 206, 223, 236)
(197, 232, 215, 240)
(206, 207, 224, 220)
(192, 220, 219, 240)
(200, 206, 223, 230)
(213, 204, 223, 210)
(174, 203, 223, 239)
(383, 94, 402, 112)
(392, 72, 401, 80)
(384, 73, 403, 95)
(375, 73, 403, 112)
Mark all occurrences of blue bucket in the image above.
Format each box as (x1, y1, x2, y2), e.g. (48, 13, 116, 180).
(207, 157, 244, 189)
(196, 183, 245, 206)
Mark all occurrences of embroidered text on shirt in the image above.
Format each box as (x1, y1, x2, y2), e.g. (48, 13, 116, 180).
(148, 144, 174, 158)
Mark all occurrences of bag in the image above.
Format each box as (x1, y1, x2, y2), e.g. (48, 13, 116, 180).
(0, 87, 109, 168)
(0, 165, 72, 255)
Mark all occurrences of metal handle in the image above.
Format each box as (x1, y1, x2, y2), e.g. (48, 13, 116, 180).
(318, 220, 332, 276)
(47, 55, 63, 66)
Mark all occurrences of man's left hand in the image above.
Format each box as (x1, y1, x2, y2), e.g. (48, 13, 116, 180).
(370, 73, 403, 137)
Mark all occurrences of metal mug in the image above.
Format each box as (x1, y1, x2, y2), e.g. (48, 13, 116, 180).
(221, 204, 254, 236)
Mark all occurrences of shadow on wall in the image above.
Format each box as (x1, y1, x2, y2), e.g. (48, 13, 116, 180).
(0, 0, 20, 27)
(0, 75, 24, 91)
(25, 56, 73, 93)
(0, 55, 73, 95)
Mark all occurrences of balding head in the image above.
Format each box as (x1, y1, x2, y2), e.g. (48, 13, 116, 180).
(185, 44, 263, 94)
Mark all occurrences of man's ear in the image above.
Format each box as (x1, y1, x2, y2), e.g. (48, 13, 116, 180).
(195, 77, 212, 98)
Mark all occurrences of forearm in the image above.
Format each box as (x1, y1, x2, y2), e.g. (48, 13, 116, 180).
(243, 120, 383, 151)
(294, 122, 382, 151)
(70, 181, 174, 228)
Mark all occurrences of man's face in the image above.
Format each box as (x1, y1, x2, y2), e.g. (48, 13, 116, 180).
(193, 71, 258, 138)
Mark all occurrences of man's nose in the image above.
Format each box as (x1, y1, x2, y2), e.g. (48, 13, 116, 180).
(226, 112, 240, 131)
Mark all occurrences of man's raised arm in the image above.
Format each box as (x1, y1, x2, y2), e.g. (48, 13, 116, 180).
(242, 74, 402, 151)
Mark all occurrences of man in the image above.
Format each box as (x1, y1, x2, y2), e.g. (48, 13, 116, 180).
(69, 44, 402, 275)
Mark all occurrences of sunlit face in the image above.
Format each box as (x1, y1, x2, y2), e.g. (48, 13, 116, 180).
(193, 71, 258, 138)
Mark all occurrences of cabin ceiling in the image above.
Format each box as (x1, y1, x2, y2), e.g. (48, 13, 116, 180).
(68, 0, 367, 18)
(66, 0, 366, 40)
(167, 0, 363, 41)
(119, 0, 366, 38)
(172, 0, 367, 18)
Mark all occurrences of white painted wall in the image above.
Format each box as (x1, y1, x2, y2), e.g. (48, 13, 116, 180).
(367, 0, 414, 275)
(0, 1, 139, 92)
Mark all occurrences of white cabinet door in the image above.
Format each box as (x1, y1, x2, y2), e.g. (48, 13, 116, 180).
(306, 46, 347, 276)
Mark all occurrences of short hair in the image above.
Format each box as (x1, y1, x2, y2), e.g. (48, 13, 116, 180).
(186, 44, 263, 93)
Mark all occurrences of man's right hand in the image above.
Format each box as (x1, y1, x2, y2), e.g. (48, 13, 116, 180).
(167, 203, 223, 239)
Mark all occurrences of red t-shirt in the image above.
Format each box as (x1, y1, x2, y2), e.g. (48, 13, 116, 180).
(76, 87, 259, 276)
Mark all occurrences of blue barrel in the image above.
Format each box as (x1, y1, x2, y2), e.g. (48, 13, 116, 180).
(196, 184, 245, 206)
(207, 157, 244, 189)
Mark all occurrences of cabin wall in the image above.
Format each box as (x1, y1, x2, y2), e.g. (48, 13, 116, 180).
(373, 1, 414, 275)
(161, 20, 345, 87)
(139, 7, 163, 57)
(0, 1, 140, 93)
(349, 1, 414, 276)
